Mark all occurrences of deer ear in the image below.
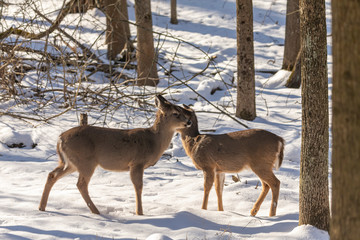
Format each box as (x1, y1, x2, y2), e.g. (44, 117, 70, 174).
(156, 94, 170, 105)
(155, 95, 170, 113)
(155, 96, 161, 108)
(182, 104, 194, 112)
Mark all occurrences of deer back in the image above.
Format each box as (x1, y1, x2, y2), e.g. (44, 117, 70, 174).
(58, 126, 151, 171)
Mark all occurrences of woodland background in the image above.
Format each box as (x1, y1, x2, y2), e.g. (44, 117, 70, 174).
(1, 0, 359, 239)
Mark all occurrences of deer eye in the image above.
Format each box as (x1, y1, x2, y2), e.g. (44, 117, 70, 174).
(173, 112, 180, 117)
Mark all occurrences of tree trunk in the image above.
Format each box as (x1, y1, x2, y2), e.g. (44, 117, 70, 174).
(68, 0, 101, 14)
(299, 0, 330, 231)
(235, 0, 256, 121)
(69, 0, 131, 61)
(285, 48, 301, 88)
(170, 0, 178, 24)
(283, 0, 301, 88)
(104, 0, 131, 61)
(134, 0, 159, 86)
(69, 0, 89, 13)
(80, 113, 88, 126)
(331, 0, 360, 239)
(120, 0, 131, 40)
(282, 0, 300, 70)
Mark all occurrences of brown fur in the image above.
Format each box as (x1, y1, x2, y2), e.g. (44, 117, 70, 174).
(178, 105, 284, 216)
(39, 95, 191, 215)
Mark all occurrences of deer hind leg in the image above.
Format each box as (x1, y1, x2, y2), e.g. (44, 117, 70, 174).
(267, 173, 280, 217)
(250, 180, 270, 216)
(202, 169, 215, 210)
(214, 172, 225, 211)
(39, 164, 75, 211)
(77, 171, 99, 214)
(251, 171, 280, 217)
(130, 165, 144, 215)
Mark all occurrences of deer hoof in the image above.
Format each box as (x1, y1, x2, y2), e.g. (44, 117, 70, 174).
(250, 209, 258, 216)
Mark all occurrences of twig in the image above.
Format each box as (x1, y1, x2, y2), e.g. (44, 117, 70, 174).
(33, 8, 104, 64)
(157, 60, 249, 129)
(0, 0, 77, 40)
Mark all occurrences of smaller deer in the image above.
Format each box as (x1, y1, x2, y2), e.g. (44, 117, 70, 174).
(39, 95, 191, 215)
(178, 105, 284, 216)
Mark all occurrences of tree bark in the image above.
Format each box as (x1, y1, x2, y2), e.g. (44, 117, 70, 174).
(80, 113, 88, 126)
(331, 0, 360, 239)
(69, 0, 92, 13)
(299, 0, 330, 231)
(170, 0, 178, 24)
(134, 0, 159, 86)
(285, 48, 301, 88)
(104, 0, 131, 60)
(68, 0, 131, 60)
(282, 0, 300, 70)
(120, 0, 131, 40)
(283, 0, 301, 88)
(235, 0, 256, 121)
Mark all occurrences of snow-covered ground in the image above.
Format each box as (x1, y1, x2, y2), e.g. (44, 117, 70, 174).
(0, 0, 331, 239)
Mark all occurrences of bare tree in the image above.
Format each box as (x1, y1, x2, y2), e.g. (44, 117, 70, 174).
(331, 0, 360, 239)
(66, 0, 133, 61)
(120, 0, 131, 39)
(134, 0, 159, 86)
(170, 0, 178, 24)
(285, 48, 301, 88)
(104, 0, 132, 60)
(235, 0, 256, 121)
(283, 0, 301, 88)
(68, 0, 94, 13)
(282, 0, 300, 71)
(298, 0, 330, 231)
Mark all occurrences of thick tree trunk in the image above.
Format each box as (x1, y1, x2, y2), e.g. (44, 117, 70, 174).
(331, 0, 360, 239)
(170, 0, 178, 24)
(134, 0, 159, 86)
(299, 0, 330, 231)
(235, 0, 256, 121)
(104, 0, 131, 60)
(282, 0, 300, 70)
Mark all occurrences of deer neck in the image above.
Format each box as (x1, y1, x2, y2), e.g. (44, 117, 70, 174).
(179, 123, 200, 155)
(151, 111, 176, 153)
(180, 121, 200, 139)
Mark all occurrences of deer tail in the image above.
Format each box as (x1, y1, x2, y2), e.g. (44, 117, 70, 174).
(275, 138, 285, 170)
(57, 137, 69, 170)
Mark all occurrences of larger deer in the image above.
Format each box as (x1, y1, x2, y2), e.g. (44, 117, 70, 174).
(39, 95, 192, 215)
(178, 105, 284, 216)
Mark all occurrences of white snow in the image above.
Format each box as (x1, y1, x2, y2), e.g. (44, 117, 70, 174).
(0, 0, 332, 239)
(262, 70, 292, 89)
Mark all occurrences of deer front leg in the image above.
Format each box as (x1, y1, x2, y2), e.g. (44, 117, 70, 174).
(130, 165, 144, 215)
(202, 169, 214, 210)
(215, 172, 225, 211)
